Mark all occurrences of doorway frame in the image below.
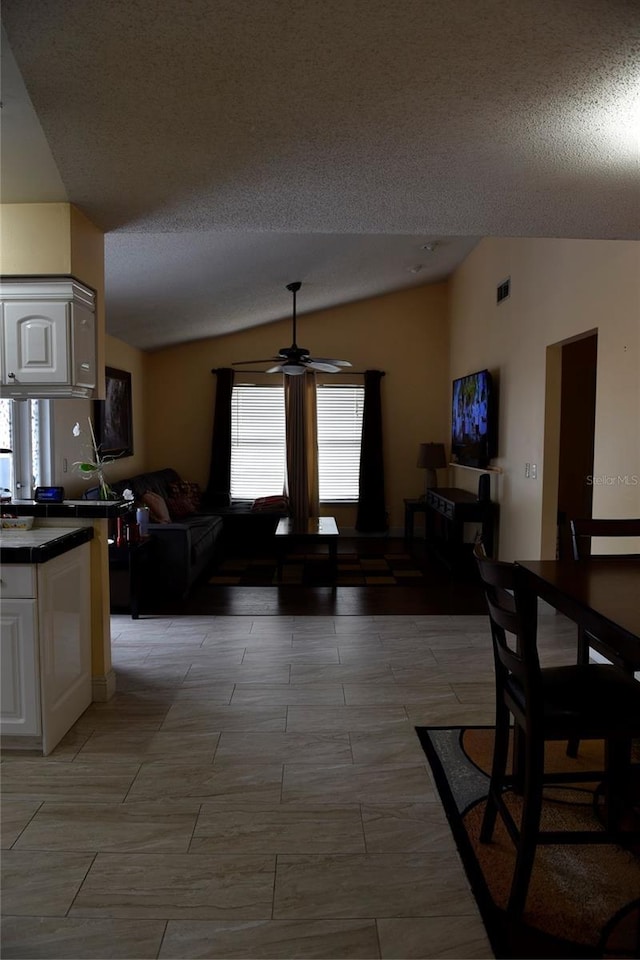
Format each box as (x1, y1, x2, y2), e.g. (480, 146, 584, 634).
(541, 328, 598, 559)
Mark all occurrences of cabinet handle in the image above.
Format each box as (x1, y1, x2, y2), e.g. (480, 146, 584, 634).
(8, 372, 16, 379)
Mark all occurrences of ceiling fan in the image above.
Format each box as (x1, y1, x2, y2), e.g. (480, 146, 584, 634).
(232, 281, 352, 376)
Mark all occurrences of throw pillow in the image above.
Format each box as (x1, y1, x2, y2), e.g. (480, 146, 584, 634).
(251, 495, 290, 513)
(168, 480, 202, 512)
(142, 490, 171, 524)
(166, 494, 195, 522)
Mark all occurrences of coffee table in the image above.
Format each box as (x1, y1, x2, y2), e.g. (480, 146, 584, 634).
(275, 516, 340, 583)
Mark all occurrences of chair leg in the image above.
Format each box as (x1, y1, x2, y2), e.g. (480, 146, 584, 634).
(508, 733, 544, 917)
(604, 737, 631, 835)
(480, 701, 511, 843)
(567, 626, 589, 758)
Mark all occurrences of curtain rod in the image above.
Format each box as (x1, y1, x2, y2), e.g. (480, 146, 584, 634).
(211, 368, 385, 376)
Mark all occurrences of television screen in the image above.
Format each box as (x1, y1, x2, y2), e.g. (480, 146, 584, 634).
(451, 369, 496, 468)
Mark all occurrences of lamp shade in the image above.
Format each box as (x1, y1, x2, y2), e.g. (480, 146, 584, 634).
(417, 443, 447, 469)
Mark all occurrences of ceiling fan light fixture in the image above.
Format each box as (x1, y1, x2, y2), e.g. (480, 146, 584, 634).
(282, 363, 307, 376)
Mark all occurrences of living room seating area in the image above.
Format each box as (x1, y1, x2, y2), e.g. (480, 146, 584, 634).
(91, 469, 290, 602)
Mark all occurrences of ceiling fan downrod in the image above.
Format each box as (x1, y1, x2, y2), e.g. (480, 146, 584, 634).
(231, 280, 351, 375)
(286, 281, 301, 348)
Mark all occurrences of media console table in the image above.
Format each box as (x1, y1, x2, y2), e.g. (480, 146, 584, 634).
(425, 487, 496, 572)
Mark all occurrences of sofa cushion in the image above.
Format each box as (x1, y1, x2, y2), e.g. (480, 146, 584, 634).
(143, 491, 171, 524)
(169, 480, 202, 512)
(188, 519, 216, 560)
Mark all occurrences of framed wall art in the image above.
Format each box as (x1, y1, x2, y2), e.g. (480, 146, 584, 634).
(94, 366, 133, 457)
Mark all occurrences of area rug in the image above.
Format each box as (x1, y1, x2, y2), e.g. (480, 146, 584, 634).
(209, 551, 427, 586)
(416, 726, 640, 959)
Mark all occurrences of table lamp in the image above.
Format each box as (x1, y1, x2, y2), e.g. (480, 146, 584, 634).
(417, 442, 446, 499)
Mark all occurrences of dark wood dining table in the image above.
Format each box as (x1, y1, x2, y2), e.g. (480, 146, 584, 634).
(515, 558, 640, 668)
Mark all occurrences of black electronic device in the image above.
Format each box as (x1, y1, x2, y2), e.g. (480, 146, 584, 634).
(34, 486, 65, 503)
(451, 368, 498, 468)
(477, 473, 491, 501)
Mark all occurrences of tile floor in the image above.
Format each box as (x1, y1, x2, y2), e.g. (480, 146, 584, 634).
(1, 611, 579, 959)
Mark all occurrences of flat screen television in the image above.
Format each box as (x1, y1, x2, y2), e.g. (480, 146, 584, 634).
(451, 369, 497, 468)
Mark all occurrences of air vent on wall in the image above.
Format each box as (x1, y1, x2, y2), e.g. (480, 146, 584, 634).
(497, 278, 510, 304)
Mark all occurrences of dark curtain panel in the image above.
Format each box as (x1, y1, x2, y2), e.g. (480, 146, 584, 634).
(284, 371, 319, 524)
(356, 369, 387, 532)
(205, 367, 234, 506)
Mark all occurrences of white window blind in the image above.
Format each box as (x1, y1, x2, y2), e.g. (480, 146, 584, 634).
(230, 385, 286, 499)
(317, 384, 364, 502)
(0, 399, 51, 499)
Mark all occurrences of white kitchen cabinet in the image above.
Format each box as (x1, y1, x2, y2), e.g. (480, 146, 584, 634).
(0, 278, 96, 398)
(0, 598, 41, 738)
(0, 541, 92, 754)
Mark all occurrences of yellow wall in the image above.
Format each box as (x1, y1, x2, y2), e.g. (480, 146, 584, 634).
(70, 205, 106, 396)
(449, 237, 640, 561)
(54, 336, 148, 496)
(102, 335, 148, 485)
(0, 202, 72, 274)
(0, 203, 110, 496)
(0, 203, 105, 394)
(145, 284, 450, 531)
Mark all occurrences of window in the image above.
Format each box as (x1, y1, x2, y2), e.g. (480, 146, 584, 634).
(0, 399, 52, 499)
(229, 382, 364, 503)
(230, 385, 286, 499)
(316, 384, 364, 502)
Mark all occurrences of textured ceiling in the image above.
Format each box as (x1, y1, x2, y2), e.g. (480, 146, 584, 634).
(1, 0, 638, 350)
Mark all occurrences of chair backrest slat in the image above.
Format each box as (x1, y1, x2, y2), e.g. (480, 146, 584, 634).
(570, 518, 640, 560)
(473, 542, 516, 613)
(474, 550, 542, 704)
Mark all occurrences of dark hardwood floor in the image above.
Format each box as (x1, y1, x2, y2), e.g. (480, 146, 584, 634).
(138, 537, 487, 617)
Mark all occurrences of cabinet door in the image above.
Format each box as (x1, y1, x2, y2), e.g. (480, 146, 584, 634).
(72, 302, 96, 389)
(38, 544, 91, 754)
(0, 599, 41, 737)
(2, 301, 70, 384)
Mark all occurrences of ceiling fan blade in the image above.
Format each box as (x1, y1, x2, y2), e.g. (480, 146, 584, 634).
(232, 358, 278, 365)
(310, 358, 352, 367)
(306, 361, 342, 373)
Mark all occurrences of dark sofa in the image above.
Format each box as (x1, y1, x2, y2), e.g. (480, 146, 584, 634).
(91, 468, 224, 599)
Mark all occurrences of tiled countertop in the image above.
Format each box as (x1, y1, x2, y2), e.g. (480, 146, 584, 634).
(0, 525, 94, 564)
(7, 499, 133, 519)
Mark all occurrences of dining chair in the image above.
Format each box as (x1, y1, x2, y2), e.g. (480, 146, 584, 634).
(473, 540, 515, 611)
(475, 550, 640, 918)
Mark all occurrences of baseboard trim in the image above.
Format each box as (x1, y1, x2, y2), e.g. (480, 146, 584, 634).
(1, 734, 42, 752)
(92, 669, 117, 702)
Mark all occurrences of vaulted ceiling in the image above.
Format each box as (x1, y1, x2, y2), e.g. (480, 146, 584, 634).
(1, 0, 638, 350)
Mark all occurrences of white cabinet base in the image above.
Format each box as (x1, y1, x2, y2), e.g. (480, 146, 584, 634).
(0, 599, 41, 737)
(0, 543, 92, 755)
(38, 547, 92, 754)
